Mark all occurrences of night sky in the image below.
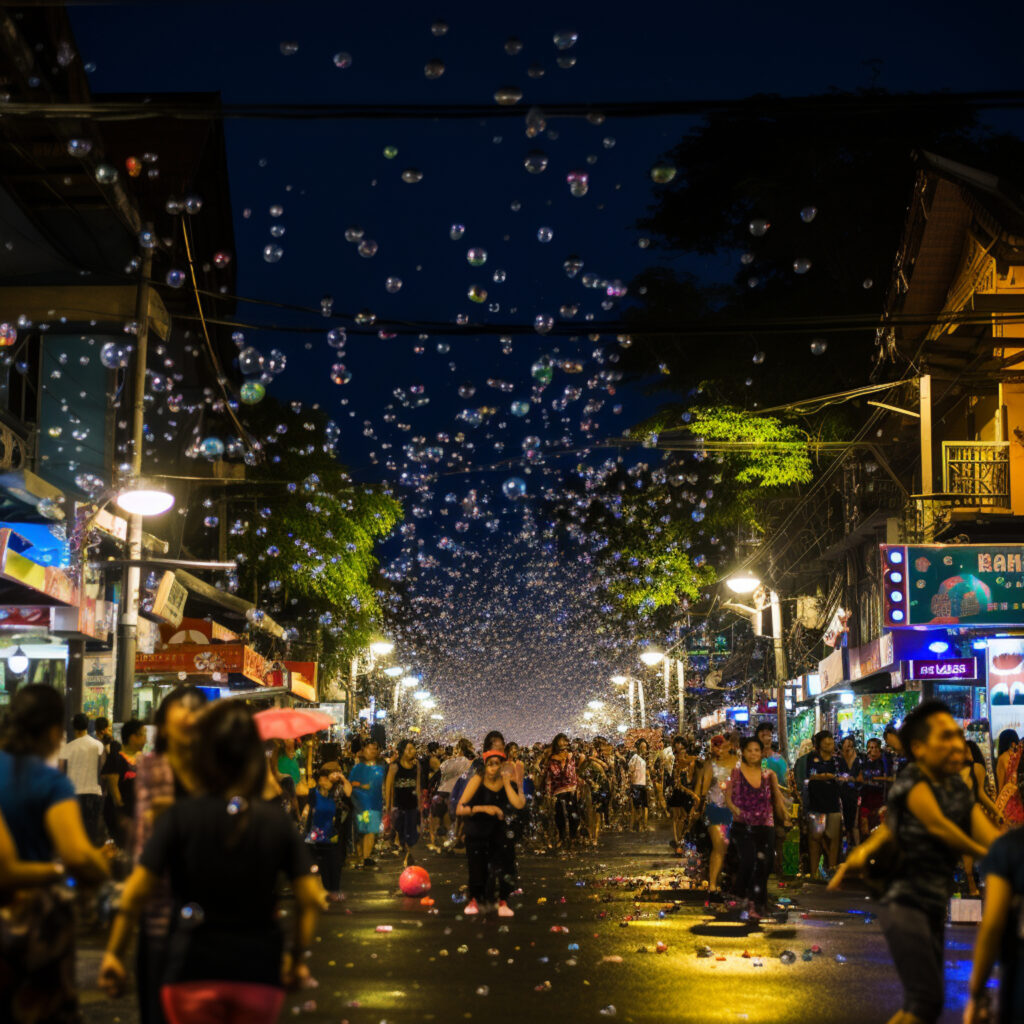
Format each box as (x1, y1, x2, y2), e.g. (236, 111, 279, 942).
(66, 0, 1023, 741)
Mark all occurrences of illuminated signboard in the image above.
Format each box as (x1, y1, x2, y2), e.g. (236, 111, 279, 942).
(902, 658, 978, 681)
(882, 544, 1024, 627)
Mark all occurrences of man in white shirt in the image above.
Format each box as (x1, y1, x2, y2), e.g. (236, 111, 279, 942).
(59, 713, 105, 844)
(627, 739, 650, 832)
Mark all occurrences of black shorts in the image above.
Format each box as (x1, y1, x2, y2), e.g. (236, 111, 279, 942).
(430, 793, 449, 818)
(630, 785, 649, 808)
(667, 789, 694, 811)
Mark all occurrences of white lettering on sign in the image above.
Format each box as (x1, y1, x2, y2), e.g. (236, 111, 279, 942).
(979, 552, 1023, 574)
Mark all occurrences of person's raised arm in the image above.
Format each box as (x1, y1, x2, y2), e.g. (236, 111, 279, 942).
(970, 803, 1001, 849)
(336, 773, 353, 799)
(906, 781, 987, 858)
(828, 823, 893, 891)
(45, 799, 110, 883)
(965, 873, 1012, 1024)
(768, 770, 787, 822)
(503, 774, 526, 810)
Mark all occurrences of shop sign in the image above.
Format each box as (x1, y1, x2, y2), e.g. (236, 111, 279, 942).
(849, 633, 895, 681)
(149, 572, 187, 627)
(0, 528, 77, 605)
(882, 543, 1024, 627)
(986, 639, 1024, 740)
(82, 653, 115, 720)
(285, 660, 318, 702)
(136, 643, 266, 685)
(902, 658, 978, 681)
(803, 673, 822, 699)
(818, 647, 847, 692)
(0, 606, 52, 630)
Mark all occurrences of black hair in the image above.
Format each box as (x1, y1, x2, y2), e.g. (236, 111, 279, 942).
(635, 738, 649, 753)
(883, 723, 900, 739)
(812, 730, 833, 750)
(898, 700, 953, 761)
(756, 722, 774, 736)
(72, 712, 89, 732)
(771, 740, 780, 753)
(483, 730, 505, 751)
(397, 738, 417, 757)
(0, 683, 64, 758)
(997, 729, 1020, 757)
(95, 716, 109, 732)
(740, 735, 763, 753)
(153, 685, 208, 754)
(672, 735, 686, 747)
(965, 739, 985, 765)
(551, 732, 569, 750)
(121, 718, 146, 745)
(193, 700, 265, 801)
(866, 736, 882, 749)
(426, 741, 440, 753)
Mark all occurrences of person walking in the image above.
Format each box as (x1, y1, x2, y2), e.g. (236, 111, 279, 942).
(456, 748, 525, 917)
(59, 711, 106, 846)
(544, 733, 583, 851)
(700, 734, 737, 894)
(831, 701, 1001, 1024)
(302, 764, 352, 901)
(132, 685, 208, 1024)
(724, 736, 788, 915)
(627, 739, 650, 833)
(805, 730, 842, 880)
(964, 826, 1024, 1024)
(667, 736, 700, 853)
(98, 700, 324, 1024)
(102, 718, 147, 849)
(349, 740, 386, 868)
(837, 735, 863, 850)
(0, 684, 111, 1023)
(384, 739, 422, 866)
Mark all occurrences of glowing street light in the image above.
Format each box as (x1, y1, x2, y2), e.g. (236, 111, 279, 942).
(724, 572, 761, 595)
(610, 674, 628, 686)
(413, 689, 431, 701)
(587, 699, 604, 710)
(639, 646, 665, 667)
(115, 478, 175, 516)
(7, 646, 28, 675)
(369, 637, 395, 658)
(400, 675, 419, 688)
(383, 666, 405, 678)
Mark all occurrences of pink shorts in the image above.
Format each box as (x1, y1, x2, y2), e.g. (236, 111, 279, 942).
(161, 981, 285, 1024)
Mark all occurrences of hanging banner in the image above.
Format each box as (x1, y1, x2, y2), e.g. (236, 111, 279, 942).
(136, 643, 267, 685)
(82, 653, 115, 720)
(0, 528, 78, 605)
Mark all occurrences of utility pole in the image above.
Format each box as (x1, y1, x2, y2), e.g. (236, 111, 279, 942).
(676, 658, 686, 734)
(770, 588, 789, 758)
(113, 238, 152, 724)
(919, 374, 933, 494)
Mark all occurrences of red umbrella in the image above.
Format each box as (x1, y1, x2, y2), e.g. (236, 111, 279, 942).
(254, 707, 334, 741)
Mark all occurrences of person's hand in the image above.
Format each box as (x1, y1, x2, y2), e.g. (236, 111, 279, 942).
(98, 952, 127, 997)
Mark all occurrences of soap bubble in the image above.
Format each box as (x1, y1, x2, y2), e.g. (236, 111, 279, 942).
(330, 363, 352, 385)
(531, 360, 553, 385)
(100, 342, 129, 369)
(199, 437, 224, 459)
(510, 400, 530, 417)
(333, 52, 352, 69)
(424, 59, 445, 79)
(239, 381, 266, 405)
(810, 338, 828, 355)
(650, 164, 677, 184)
(553, 30, 578, 49)
(382, 145, 398, 160)
(238, 347, 264, 376)
(67, 139, 92, 157)
(749, 218, 770, 237)
(179, 903, 205, 928)
(94, 164, 117, 184)
(458, 384, 476, 399)
(468, 285, 488, 303)
(800, 205, 818, 223)
(401, 168, 423, 184)
(863, 278, 874, 289)
(537, 226, 553, 243)
(502, 477, 527, 500)
(504, 37, 523, 55)
(567, 171, 588, 197)
(165, 269, 185, 289)
(793, 257, 812, 274)
(449, 224, 466, 241)
(467, 248, 487, 266)
(494, 86, 523, 106)
(37, 497, 63, 520)
(357, 239, 378, 258)
(213, 251, 232, 267)
(279, 40, 299, 56)
(262, 244, 283, 263)
(524, 151, 549, 174)
(344, 226, 365, 243)
(564, 256, 583, 278)
(430, 19, 448, 35)
(534, 314, 554, 334)
(183, 196, 202, 215)
(385, 277, 403, 293)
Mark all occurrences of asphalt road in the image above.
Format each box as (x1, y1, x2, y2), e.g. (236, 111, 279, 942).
(78, 825, 979, 1024)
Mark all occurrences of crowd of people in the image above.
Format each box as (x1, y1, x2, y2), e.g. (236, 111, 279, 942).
(1, 686, 1023, 1023)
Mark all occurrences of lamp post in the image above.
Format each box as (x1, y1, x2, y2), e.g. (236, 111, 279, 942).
(724, 571, 789, 758)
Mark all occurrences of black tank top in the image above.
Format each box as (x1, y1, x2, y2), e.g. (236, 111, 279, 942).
(393, 761, 419, 809)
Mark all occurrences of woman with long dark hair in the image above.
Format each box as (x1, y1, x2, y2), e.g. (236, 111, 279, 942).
(99, 700, 323, 1024)
(543, 733, 583, 852)
(132, 685, 208, 1023)
(0, 684, 111, 1022)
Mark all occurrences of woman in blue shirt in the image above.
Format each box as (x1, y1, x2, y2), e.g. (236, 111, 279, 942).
(301, 765, 352, 899)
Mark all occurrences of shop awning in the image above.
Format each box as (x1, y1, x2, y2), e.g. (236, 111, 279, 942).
(0, 527, 77, 605)
(136, 642, 268, 686)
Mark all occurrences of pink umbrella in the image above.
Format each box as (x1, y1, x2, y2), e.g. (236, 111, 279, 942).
(254, 707, 334, 741)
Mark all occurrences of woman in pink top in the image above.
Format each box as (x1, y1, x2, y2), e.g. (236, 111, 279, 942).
(725, 736, 787, 915)
(543, 734, 585, 852)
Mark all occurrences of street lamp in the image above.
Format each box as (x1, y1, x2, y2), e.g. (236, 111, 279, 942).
(639, 645, 665, 667)
(587, 699, 604, 710)
(114, 478, 175, 516)
(724, 571, 761, 595)
(7, 646, 28, 676)
(369, 637, 395, 658)
(383, 665, 404, 678)
(611, 673, 644, 729)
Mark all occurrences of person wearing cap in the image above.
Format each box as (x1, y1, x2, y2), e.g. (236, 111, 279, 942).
(456, 747, 525, 917)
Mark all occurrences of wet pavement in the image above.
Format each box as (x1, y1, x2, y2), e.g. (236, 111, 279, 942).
(79, 825, 976, 1024)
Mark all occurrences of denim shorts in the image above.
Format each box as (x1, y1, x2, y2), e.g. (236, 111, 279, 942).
(705, 802, 733, 827)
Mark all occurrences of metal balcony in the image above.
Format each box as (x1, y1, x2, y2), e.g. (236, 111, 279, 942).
(942, 441, 1010, 508)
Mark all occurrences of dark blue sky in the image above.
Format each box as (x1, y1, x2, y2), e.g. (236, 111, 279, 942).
(67, 0, 1024, 739)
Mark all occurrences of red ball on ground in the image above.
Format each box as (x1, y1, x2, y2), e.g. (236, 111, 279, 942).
(399, 865, 431, 896)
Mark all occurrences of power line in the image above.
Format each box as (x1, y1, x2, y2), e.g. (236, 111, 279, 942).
(4, 89, 1024, 121)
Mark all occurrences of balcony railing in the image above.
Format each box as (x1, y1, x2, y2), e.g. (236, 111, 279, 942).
(942, 441, 1010, 508)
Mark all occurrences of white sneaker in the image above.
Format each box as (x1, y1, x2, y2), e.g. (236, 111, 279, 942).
(464, 899, 480, 916)
(497, 901, 514, 918)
